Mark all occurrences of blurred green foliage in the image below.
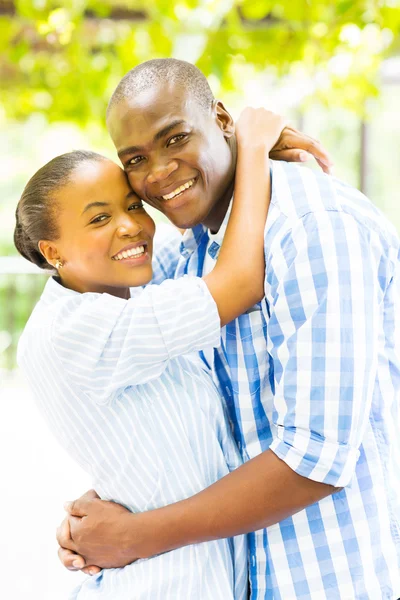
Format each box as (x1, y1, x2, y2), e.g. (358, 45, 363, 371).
(1, 0, 400, 370)
(1, 0, 400, 124)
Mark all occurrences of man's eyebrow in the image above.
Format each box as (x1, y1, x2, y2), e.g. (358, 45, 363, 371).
(153, 119, 187, 143)
(81, 201, 109, 216)
(118, 119, 187, 159)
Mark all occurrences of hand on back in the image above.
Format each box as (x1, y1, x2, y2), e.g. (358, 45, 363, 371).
(235, 107, 333, 174)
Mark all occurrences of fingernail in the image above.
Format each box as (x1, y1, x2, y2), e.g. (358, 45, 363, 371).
(72, 559, 82, 568)
(64, 501, 72, 511)
(299, 152, 309, 161)
(88, 568, 97, 576)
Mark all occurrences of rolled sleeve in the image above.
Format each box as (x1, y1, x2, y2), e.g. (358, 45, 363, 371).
(52, 276, 220, 404)
(266, 210, 381, 487)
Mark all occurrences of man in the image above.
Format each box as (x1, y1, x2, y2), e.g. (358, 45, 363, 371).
(57, 59, 400, 598)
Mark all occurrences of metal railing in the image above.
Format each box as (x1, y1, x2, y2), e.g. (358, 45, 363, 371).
(0, 257, 48, 370)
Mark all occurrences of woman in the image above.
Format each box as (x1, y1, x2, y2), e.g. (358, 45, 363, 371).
(15, 108, 285, 599)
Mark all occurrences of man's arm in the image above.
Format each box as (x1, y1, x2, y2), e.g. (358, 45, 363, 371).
(59, 451, 334, 569)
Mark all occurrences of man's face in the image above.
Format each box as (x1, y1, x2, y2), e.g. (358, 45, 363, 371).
(107, 82, 235, 229)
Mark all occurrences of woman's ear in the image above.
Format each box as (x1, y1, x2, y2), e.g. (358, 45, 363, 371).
(213, 100, 235, 139)
(38, 240, 61, 268)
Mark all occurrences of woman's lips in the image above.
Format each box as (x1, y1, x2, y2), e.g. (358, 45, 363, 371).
(114, 250, 151, 267)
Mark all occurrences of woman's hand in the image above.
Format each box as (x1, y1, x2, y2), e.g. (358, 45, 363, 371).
(269, 125, 333, 174)
(235, 107, 288, 155)
(235, 109, 333, 174)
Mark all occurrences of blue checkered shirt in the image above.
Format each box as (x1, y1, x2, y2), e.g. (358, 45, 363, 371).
(166, 161, 400, 599)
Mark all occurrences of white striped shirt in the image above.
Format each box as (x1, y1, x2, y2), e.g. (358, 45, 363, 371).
(18, 257, 248, 599)
(174, 160, 400, 599)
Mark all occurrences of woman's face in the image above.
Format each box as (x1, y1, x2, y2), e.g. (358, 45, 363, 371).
(40, 158, 156, 298)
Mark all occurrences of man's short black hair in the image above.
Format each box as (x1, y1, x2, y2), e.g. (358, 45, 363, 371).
(107, 58, 215, 118)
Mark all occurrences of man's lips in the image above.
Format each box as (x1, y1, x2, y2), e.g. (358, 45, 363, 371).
(111, 241, 148, 261)
(154, 177, 199, 211)
(153, 176, 198, 201)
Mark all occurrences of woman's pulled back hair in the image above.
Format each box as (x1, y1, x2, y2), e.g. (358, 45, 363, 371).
(14, 150, 106, 271)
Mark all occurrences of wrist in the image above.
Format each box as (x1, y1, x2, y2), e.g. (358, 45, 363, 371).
(236, 139, 273, 156)
(124, 507, 174, 560)
(126, 498, 206, 559)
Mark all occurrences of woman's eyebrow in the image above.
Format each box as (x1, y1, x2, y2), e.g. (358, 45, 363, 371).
(81, 201, 110, 216)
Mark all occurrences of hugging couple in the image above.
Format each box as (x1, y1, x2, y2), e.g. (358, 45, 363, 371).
(15, 59, 400, 599)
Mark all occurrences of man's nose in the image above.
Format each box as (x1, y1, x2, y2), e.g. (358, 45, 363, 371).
(147, 159, 178, 184)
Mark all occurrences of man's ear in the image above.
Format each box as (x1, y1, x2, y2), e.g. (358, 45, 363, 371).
(213, 100, 235, 139)
(38, 240, 61, 268)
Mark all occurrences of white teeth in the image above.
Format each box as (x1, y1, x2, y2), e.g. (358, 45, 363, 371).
(113, 246, 145, 261)
(162, 178, 195, 200)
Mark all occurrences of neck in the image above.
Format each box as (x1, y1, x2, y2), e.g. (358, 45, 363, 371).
(58, 275, 131, 300)
(201, 134, 237, 233)
(202, 178, 235, 233)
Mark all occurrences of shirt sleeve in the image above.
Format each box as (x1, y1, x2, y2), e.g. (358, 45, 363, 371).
(266, 210, 386, 488)
(51, 276, 220, 404)
(151, 223, 183, 284)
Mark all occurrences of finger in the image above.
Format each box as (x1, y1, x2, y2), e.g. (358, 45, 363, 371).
(56, 516, 76, 550)
(269, 149, 313, 163)
(269, 149, 332, 174)
(64, 489, 99, 516)
(82, 565, 102, 576)
(276, 131, 333, 168)
(315, 156, 332, 175)
(69, 514, 87, 542)
(58, 546, 85, 571)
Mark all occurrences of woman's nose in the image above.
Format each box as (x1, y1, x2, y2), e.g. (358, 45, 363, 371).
(117, 214, 143, 237)
(147, 159, 178, 185)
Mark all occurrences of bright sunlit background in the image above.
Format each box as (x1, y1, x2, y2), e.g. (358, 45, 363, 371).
(1, 1, 400, 598)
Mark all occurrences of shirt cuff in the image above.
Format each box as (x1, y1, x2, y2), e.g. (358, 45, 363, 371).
(270, 426, 360, 488)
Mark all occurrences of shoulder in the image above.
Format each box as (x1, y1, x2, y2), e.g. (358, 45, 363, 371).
(265, 160, 399, 261)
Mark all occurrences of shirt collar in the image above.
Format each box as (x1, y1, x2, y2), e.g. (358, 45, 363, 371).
(179, 201, 233, 259)
(180, 223, 208, 258)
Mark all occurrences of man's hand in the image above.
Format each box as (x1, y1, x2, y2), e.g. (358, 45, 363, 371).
(270, 126, 333, 174)
(57, 512, 101, 576)
(57, 489, 139, 571)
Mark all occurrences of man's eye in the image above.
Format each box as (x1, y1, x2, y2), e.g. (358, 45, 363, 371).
(128, 201, 144, 211)
(168, 134, 187, 146)
(128, 156, 144, 166)
(90, 214, 110, 224)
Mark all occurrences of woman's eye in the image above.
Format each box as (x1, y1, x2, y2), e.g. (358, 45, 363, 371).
(128, 201, 144, 211)
(128, 156, 144, 166)
(168, 134, 187, 146)
(90, 214, 109, 224)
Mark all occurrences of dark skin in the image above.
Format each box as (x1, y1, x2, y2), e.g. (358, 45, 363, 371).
(58, 82, 336, 575)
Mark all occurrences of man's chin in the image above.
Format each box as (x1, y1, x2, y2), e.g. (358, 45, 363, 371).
(162, 200, 214, 230)
(163, 209, 203, 230)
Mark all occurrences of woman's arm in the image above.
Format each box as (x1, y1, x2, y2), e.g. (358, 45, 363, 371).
(203, 108, 286, 326)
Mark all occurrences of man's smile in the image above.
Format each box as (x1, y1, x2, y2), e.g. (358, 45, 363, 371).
(156, 177, 199, 211)
(159, 177, 197, 200)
